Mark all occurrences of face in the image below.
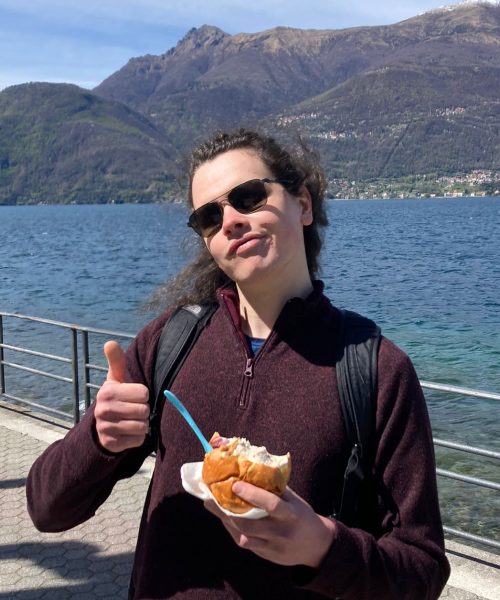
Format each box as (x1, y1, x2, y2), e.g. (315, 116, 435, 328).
(190, 149, 313, 290)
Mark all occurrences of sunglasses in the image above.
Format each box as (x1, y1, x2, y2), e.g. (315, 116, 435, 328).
(187, 178, 291, 238)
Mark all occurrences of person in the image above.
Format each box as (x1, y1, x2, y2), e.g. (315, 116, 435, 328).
(27, 128, 450, 599)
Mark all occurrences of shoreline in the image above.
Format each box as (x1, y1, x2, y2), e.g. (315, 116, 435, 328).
(2, 194, 500, 207)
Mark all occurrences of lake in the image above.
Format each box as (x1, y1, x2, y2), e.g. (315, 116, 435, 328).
(1, 198, 499, 543)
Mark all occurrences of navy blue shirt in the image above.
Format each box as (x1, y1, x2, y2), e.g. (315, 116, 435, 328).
(245, 335, 265, 357)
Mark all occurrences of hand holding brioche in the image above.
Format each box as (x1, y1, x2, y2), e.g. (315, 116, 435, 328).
(202, 433, 291, 514)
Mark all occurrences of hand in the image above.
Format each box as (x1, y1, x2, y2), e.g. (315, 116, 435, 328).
(204, 482, 336, 568)
(94, 341, 150, 453)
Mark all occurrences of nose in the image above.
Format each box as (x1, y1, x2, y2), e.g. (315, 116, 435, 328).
(220, 201, 248, 235)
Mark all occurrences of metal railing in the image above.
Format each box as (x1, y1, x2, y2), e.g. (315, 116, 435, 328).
(0, 312, 134, 425)
(1, 311, 499, 551)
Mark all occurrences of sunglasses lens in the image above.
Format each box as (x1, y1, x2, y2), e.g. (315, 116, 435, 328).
(189, 179, 269, 237)
(229, 180, 267, 213)
(189, 202, 222, 237)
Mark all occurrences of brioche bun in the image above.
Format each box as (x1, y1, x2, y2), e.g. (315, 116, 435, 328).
(202, 433, 291, 514)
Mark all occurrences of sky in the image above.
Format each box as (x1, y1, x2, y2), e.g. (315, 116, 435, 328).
(0, 1, 483, 92)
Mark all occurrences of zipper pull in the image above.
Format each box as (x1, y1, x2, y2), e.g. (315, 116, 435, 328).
(244, 358, 254, 377)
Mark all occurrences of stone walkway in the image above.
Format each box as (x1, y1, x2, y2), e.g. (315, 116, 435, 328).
(0, 402, 152, 600)
(0, 400, 499, 599)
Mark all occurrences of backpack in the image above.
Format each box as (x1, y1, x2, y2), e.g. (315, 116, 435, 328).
(148, 303, 381, 527)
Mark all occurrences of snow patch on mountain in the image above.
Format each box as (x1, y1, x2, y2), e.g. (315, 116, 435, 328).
(420, 0, 500, 16)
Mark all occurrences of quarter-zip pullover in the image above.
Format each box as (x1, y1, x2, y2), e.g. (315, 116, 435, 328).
(27, 281, 450, 600)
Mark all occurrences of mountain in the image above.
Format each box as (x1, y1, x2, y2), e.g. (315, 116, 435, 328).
(92, 1, 500, 182)
(2, 1, 500, 204)
(0, 83, 177, 205)
(277, 2, 500, 181)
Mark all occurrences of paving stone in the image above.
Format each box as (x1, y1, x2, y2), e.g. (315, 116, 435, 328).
(114, 574, 132, 588)
(40, 555, 68, 569)
(64, 558, 93, 573)
(16, 544, 44, 558)
(0, 543, 22, 555)
(91, 571, 118, 585)
(38, 544, 68, 559)
(0, 561, 23, 574)
(82, 532, 111, 544)
(41, 588, 73, 600)
(89, 560, 118, 574)
(112, 563, 132, 576)
(106, 534, 132, 547)
(15, 564, 42, 578)
(101, 544, 131, 556)
(2, 508, 25, 518)
(65, 569, 94, 581)
(16, 589, 47, 600)
(93, 583, 121, 597)
(99, 552, 133, 565)
(0, 572, 21, 587)
(68, 593, 98, 600)
(15, 574, 50, 589)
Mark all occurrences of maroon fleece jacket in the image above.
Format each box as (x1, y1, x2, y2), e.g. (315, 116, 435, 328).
(27, 281, 450, 599)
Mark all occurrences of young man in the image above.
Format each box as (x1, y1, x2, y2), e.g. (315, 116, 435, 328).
(28, 129, 450, 599)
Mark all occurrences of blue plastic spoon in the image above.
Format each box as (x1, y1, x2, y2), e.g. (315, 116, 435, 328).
(164, 390, 213, 454)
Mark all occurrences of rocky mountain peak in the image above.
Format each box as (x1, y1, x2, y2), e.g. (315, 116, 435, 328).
(173, 25, 229, 54)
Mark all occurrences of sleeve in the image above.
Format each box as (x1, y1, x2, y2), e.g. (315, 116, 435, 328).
(26, 311, 171, 533)
(291, 337, 451, 600)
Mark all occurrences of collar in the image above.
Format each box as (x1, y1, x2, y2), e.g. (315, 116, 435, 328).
(217, 280, 326, 343)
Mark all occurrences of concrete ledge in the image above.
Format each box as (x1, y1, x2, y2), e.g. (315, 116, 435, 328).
(444, 540, 500, 600)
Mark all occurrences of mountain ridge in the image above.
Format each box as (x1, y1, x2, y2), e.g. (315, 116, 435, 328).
(2, 2, 500, 204)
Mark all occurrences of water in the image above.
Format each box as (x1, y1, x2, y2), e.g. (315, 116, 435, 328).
(1, 198, 499, 545)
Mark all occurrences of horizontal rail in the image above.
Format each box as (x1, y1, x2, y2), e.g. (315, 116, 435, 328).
(87, 363, 107, 373)
(1, 343, 71, 364)
(436, 469, 500, 492)
(2, 361, 73, 383)
(434, 438, 500, 461)
(421, 380, 500, 402)
(1, 393, 72, 420)
(444, 526, 500, 551)
(86, 383, 101, 391)
(0, 311, 135, 339)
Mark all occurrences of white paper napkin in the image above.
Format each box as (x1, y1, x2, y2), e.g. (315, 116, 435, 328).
(181, 461, 269, 520)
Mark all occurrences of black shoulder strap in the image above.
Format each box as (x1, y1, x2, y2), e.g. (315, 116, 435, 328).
(146, 303, 217, 451)
(335, 309, 381, 526)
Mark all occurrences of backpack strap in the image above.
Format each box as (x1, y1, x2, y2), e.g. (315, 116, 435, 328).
(334, 309, 381, 526)
(146, 303, 217, 451)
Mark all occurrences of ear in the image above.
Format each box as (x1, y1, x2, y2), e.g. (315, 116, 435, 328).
(298, 187, 313, 226)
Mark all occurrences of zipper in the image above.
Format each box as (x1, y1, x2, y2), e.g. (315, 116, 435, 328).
(220, 291, 276, 410)
(239, 358, 254, 408)
(244, 357, 254, 377)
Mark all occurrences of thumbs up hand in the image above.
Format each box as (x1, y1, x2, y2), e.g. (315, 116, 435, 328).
(94, 341, 150, 454)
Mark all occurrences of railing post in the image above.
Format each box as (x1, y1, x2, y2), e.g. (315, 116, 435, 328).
(82, 331, 91, 410)
(71, 328, 80, 425)
(0, 315, 5, 395)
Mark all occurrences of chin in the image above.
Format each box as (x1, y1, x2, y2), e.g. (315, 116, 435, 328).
(219, 251, 285, 286)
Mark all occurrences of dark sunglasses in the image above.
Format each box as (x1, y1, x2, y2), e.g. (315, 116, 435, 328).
(187, 178, 290, 238)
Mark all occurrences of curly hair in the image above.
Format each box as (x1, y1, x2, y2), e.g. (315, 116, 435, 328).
(144, 128, 329, 312)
